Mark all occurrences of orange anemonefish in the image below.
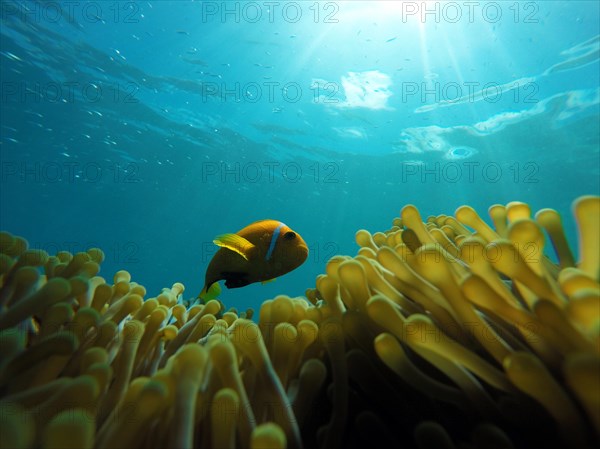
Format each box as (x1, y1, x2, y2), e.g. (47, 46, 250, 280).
(198, 220, 308, 301)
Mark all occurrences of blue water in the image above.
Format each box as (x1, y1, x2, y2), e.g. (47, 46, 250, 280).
(1, 1, 599, 312)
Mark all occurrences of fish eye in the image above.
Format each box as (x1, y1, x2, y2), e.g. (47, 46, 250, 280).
(283, 231, 296, 240)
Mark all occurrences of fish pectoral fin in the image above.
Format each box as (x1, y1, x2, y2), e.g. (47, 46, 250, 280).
(213, 233, 255, 261)
(261, 278, 277, 285)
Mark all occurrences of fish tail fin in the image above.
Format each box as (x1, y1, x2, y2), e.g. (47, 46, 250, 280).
(198, 282, 221, 304)
(197, 286, 208, 304)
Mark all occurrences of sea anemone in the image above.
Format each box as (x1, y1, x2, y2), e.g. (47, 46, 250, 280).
(0, 196, 598, 449)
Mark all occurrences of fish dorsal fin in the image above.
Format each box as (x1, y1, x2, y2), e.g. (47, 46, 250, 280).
(213, 233, 255, 261)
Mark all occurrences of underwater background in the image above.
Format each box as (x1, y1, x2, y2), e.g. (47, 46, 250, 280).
(1, 0, 599, 312)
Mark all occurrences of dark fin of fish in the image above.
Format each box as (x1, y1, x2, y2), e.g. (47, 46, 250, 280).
(402, 228, 422, 253)
(222, 272, 251, 289)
